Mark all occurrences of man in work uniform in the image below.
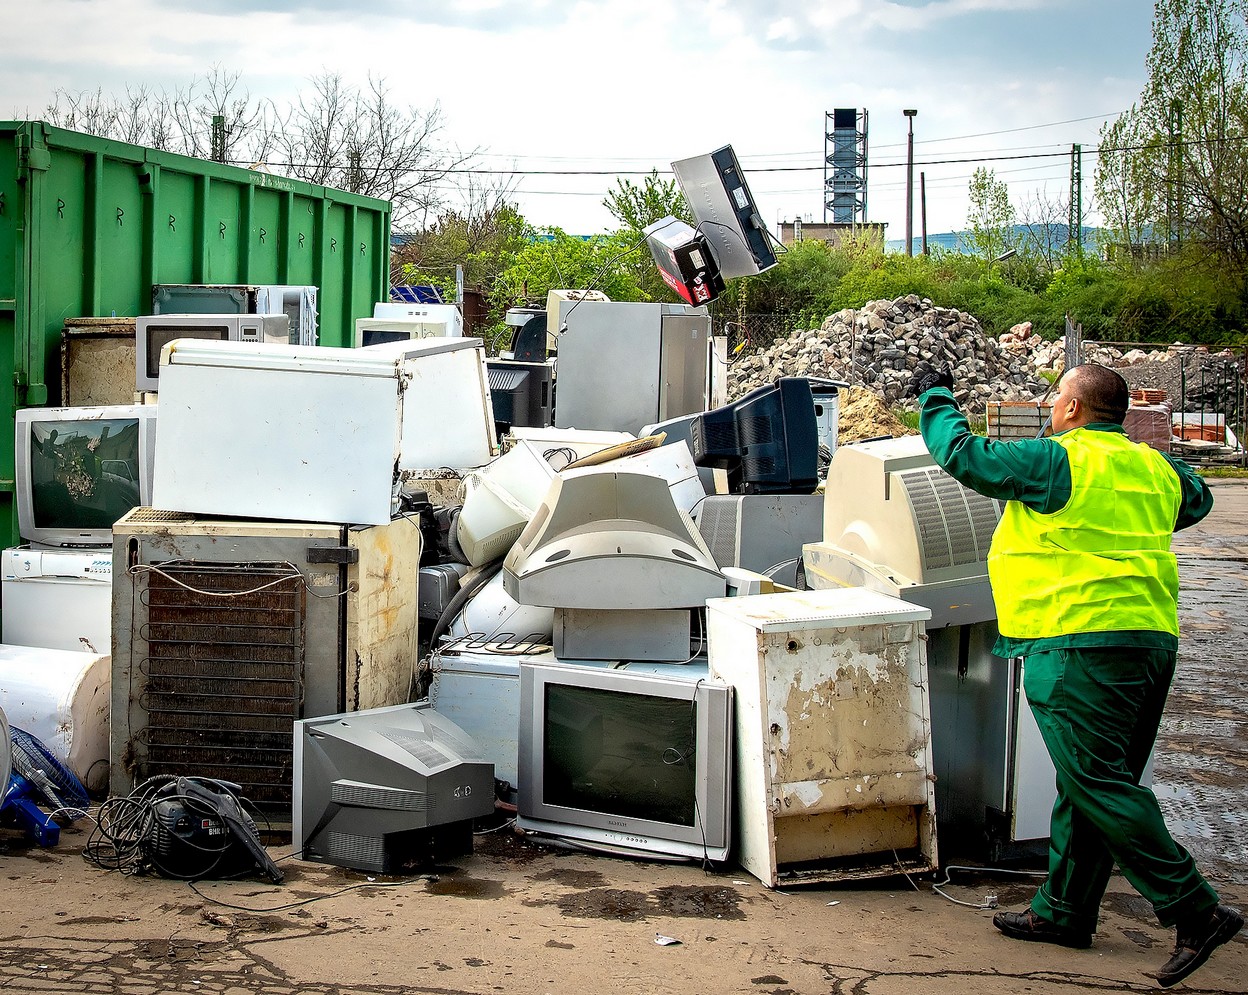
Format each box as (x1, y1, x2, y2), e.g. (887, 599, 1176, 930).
(910, 360, 1242, 989)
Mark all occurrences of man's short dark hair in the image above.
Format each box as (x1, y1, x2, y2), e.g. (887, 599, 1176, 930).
(1072, 363, 1129, 424)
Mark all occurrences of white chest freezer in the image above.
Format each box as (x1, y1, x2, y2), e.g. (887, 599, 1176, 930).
(151, 338, 498, 525)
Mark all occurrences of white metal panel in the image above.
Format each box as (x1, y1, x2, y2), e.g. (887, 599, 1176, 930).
(707, 587, 930, 633)
(396, 342, 498, 472)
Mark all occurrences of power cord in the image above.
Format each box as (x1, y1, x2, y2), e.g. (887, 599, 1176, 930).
(931, 864, 1047, 910)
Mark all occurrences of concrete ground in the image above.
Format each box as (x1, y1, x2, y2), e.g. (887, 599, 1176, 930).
(2, 482, 1245, 995)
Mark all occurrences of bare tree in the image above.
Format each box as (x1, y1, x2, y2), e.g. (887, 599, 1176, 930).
(41, 69, 470, 224)
(272, 72, 476, 227)
(1016, 187, 1074, 273)
(168, 66, 276, 164)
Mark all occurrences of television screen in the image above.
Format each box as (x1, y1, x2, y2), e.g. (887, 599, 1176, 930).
(518, 662, 733, 862)
(544, 682, 697, 827)
(16, 405, 158, 548)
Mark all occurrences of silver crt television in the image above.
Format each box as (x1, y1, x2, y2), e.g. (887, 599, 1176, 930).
(15, 405, 158, 548)
(517, 660, 733, 863)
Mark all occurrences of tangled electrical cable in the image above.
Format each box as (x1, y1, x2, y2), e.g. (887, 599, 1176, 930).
(82, 775, 274, 881)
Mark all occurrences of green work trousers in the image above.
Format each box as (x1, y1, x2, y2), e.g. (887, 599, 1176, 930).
(1022, 647, 1219, 933)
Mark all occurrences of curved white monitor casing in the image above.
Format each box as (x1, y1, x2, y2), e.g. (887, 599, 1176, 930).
(503, 469, 725, 610)
(15, 405, 158, 549)
(456, 441, 558, 567)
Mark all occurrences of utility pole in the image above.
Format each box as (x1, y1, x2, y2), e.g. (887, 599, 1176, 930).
(1167, 99, 1183, 248)
(920, 171, 928, 255)
(903, 109, 918, 256)
(1068, 143, 1082, 257)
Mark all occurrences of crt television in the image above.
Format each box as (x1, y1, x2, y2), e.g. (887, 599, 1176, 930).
(690, 377, 820, 495)
(293, 702, 496, 874)
(15, 404, 158, 548)
(518, 661, 733, 862)
(485, 359, 553, 433)
(136, 313, 291, 392)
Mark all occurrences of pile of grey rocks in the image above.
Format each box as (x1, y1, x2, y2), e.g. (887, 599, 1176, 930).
(728, 296, 1051, 408)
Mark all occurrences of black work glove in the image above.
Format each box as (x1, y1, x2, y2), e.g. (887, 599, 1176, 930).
(908, 361, 954, 398)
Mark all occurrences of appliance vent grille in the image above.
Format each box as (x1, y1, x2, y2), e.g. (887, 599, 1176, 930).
(127, 508, 199, 524)
(327, 832, 385, 870)
(331, 781, 427, 812)
(895, 467, 1002, 574)
(696, 497, 743, 569)
(135, 562, 306, 808)
(375, 727, 459, 768)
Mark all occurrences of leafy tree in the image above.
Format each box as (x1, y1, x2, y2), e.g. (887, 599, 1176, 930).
(601, 171, 694, 303)
(488, 229, 645, 344)
(965, 167, 1016, 265)
(1095, 0, 1248, 271)
(392, 194, 529, 298)
(602, 170, 692, 233)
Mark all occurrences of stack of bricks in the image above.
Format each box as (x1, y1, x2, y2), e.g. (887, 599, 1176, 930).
(1124, 390, 1173, 452)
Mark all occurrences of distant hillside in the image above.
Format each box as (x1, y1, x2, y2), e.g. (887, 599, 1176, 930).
(885, 224, 1102, 255)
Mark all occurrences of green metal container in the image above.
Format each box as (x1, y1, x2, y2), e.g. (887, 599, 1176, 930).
(0, 120, 391, 551)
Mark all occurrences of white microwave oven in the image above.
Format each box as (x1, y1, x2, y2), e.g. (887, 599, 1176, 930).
(135, 313, 291, 392)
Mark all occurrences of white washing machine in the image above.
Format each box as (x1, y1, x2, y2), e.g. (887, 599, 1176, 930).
(1, 546, 113, 654)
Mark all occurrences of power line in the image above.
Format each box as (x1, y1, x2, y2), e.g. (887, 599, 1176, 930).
(231, 132, 1248, 178)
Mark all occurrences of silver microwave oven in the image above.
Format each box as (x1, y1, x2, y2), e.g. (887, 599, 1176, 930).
(135, 313, 291, 392)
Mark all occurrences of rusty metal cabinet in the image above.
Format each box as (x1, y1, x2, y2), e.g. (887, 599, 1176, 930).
(108, 509, 420, 810)
(707, 588, 937, 887)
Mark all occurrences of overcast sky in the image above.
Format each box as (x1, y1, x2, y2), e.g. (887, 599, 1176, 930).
(2, 0, 1155, 240)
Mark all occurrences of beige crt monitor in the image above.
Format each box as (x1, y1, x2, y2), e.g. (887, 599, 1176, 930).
(804, 435, 1003, 625)
(503, 469, 725, 611)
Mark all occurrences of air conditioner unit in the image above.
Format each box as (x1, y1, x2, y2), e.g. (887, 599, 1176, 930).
(109, 509, 421, 812)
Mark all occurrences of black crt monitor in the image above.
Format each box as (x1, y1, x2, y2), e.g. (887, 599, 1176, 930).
(690, 377, 820, 494)
(505, 308, 549, 362)
(486, 359, 553, 432)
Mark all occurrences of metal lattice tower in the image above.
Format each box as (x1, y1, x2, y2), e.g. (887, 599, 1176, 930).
(1068, 143, 1082, 256)
(824, 109, 868, 223)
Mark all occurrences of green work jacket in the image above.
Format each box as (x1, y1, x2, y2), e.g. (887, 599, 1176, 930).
(917, 387, 1214, 658)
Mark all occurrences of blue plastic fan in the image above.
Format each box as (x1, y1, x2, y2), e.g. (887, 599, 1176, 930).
(1, 725, 89, 847)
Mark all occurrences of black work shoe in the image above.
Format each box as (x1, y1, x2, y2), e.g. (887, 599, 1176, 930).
(1147, 904, 1243, 989)
(992, 908, 1093, 949)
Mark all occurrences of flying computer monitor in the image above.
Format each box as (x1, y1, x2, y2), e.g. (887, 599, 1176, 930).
(672, 145, 778, 279)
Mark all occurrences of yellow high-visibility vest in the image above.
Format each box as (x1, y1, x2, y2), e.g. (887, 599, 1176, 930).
(987, 428, 1182, 639)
